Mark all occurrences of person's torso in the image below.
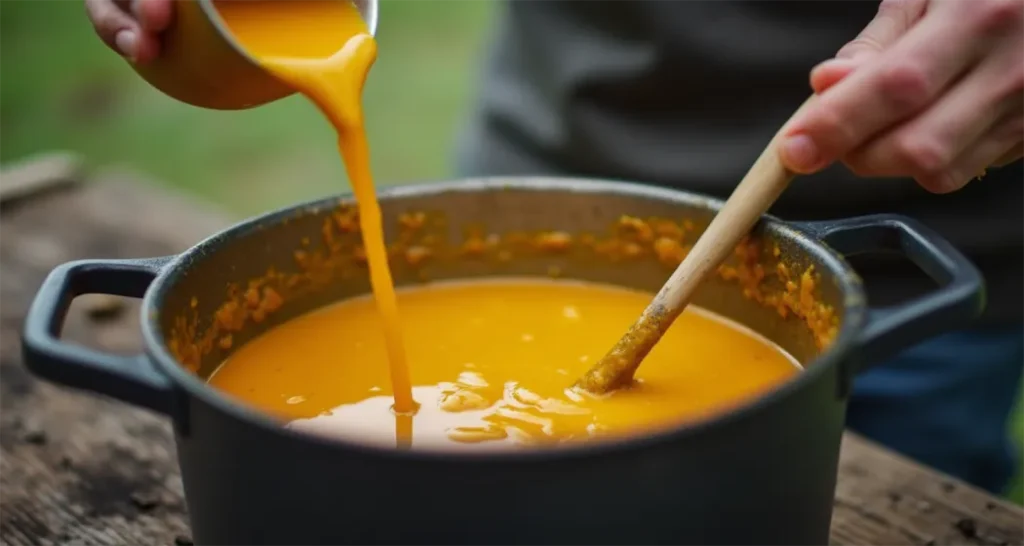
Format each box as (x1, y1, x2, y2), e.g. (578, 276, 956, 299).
(456, 0, 1023, 323)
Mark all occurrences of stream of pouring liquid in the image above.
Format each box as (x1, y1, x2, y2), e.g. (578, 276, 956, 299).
(213, 1, 417, 446)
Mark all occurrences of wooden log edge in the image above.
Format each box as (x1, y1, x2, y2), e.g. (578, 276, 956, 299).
(0, 151, 85, 207)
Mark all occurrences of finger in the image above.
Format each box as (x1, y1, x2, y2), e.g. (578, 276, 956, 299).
(127, 0, 173, 63)
(992, 141, 1023, 167)
(810, 0, 927, 94)
(837, 0, 927, 62)
(916, 116, 1024, 193)
(843, 52, 1022, 180)
(957, 47, 1022, 175)
(133, 0, 173, 33)
(782, 6, 985, 174)
(810, 59, 857, 94)
(130, 34, 160, 64)
(84, 0, 139, 58)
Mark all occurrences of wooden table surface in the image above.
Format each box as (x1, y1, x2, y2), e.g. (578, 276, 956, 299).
(1, 155, 1022, 546)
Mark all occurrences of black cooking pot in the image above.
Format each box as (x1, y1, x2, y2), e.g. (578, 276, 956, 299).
(22, 178, 983, 545)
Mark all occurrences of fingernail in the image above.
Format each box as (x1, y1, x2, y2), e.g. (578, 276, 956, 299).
(781, 134, 821, 172)
(115, 30, 137, 61)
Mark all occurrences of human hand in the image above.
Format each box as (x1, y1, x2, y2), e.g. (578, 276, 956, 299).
(84, 0, 173, 64)
(780, 0, 1023, 193)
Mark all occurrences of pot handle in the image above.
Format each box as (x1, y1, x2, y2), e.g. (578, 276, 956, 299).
(793, 214, 985, 366)
(21, 257, 176, 415)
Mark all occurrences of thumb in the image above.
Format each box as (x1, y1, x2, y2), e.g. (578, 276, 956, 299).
(810, 0, 928, 93)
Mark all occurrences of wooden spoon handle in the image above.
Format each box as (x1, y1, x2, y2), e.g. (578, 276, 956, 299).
(574, 96, 816, 394)
(656, 96, 816, 315)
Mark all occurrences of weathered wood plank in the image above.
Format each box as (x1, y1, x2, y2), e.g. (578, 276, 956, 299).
(833, 433, 1023, 546)
(0, 168, 230, 546)
(0, 152, 83, 207)
(0, 165, 1020, 546)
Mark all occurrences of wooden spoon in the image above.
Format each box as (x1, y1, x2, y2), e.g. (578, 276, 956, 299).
(574, 97, 817, 395)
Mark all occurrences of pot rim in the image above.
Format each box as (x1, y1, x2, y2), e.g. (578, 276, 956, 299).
(141, 176, 866, 462)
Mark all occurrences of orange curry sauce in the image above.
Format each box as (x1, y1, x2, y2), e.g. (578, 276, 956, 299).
(210, 278, 799, 450)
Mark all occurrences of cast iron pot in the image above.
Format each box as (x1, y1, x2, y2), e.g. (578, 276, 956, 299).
(22, 178, 983, 545)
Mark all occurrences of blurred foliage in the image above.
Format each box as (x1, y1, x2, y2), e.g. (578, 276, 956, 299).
(0, 0, 495, 216)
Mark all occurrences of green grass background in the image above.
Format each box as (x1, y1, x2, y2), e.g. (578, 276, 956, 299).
(1, 0, 1020, 503)
(0, 0, 496, 216)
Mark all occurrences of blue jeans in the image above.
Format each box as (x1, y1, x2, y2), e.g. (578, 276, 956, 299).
(847, 324, 1024, 494)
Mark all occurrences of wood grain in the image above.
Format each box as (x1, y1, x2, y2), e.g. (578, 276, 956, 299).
(0, 160, 1020, 546)
(0, 168, 229, 546)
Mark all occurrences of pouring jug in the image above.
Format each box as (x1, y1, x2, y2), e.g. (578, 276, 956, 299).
(132, 0, 378, 110)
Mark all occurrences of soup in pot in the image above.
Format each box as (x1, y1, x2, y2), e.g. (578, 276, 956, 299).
(208, 278, 800, 450)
